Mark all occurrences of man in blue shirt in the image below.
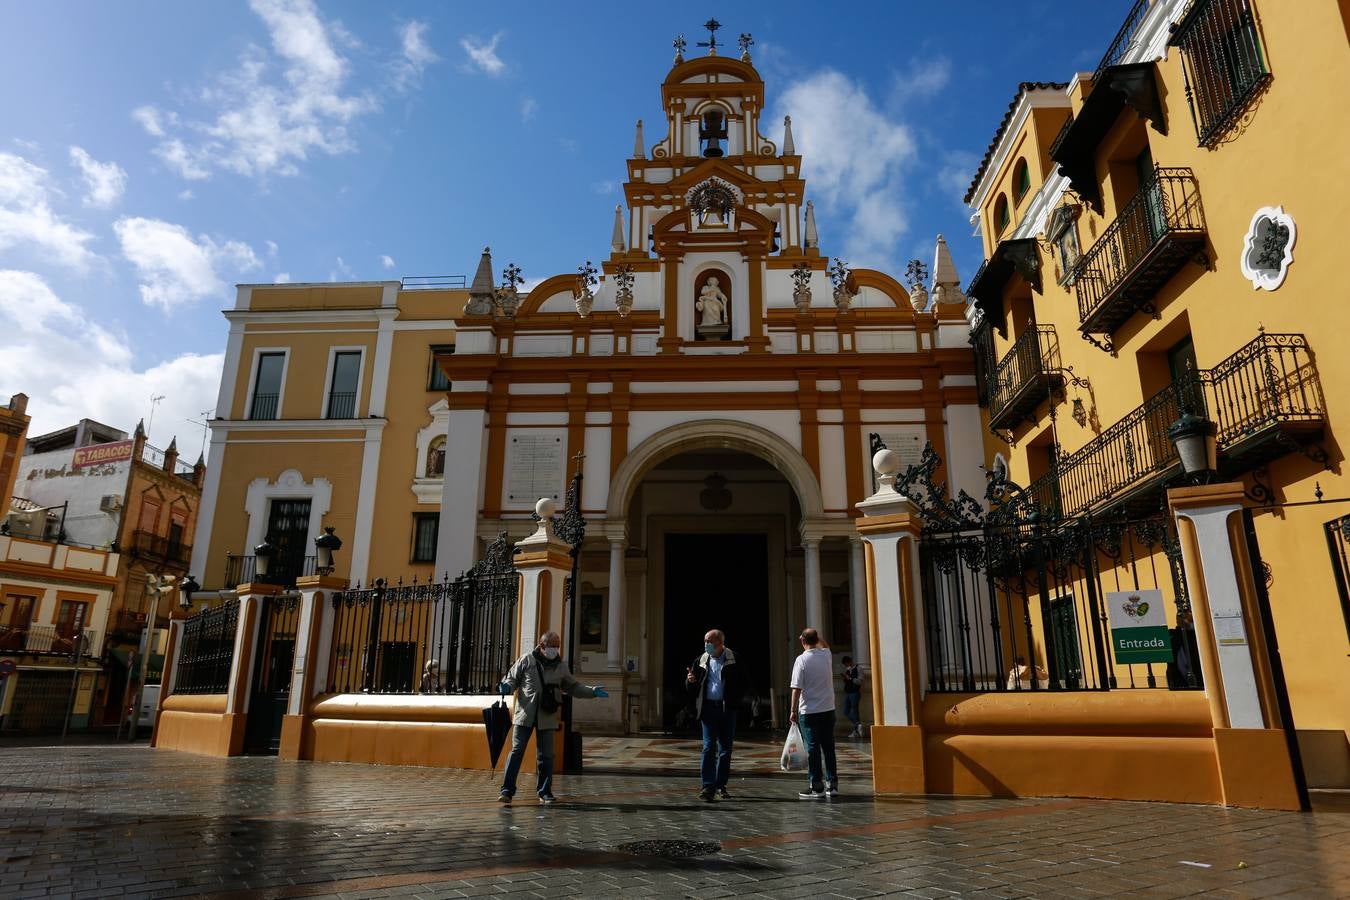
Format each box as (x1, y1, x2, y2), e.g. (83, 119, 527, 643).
(686, 628, 745, 802)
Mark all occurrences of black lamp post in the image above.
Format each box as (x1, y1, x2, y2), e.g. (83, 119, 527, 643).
(254, 536, 277, 580)
(314, 526, 342, 576)
(1168, 412, 1218, 484)
(178, 574, 200, 611)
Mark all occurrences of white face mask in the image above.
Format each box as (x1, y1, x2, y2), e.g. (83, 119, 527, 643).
(542, 647, 559, 660)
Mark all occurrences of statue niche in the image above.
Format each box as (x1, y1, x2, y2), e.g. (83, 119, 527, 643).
(694, 269, 732, 341)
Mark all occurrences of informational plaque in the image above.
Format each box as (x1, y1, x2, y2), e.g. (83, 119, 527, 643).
(870, 426, 927, 481)
(506, 432, 564, 503)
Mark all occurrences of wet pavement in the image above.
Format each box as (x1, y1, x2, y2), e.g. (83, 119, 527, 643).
(1, 742, 1348, 898)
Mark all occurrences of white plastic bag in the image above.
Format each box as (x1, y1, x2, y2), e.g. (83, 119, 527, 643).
(780, 721, 807, 771)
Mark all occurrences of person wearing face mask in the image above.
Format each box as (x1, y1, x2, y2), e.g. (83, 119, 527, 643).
(686, 628, 745, 802)
(497, 631, 608, 805)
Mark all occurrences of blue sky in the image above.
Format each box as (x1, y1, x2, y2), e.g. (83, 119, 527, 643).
(0, 1, 1128, 448)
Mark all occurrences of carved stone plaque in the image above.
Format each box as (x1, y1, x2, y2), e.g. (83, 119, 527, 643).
(507, 432, 564, 502)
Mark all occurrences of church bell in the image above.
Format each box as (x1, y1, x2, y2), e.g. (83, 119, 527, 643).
(699, 110, 728, 158)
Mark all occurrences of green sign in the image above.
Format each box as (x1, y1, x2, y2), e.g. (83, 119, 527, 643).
(1107, 589, 1174, 665)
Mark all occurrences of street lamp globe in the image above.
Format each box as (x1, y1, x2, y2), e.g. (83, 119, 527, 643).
(254, 536, 277, 579)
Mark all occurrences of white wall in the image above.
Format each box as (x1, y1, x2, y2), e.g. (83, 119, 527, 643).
(13, 449, 130, 548)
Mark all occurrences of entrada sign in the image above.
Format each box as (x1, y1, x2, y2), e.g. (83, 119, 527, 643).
(1106, 589, 1174, 665)
(72, 440, 133, 469)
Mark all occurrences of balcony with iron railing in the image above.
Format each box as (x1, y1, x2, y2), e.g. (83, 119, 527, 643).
(140, 443, 197, 478)
(1073, 167, 1207, 342)
(325, 391, 357, 419)
(0, 624, 102, 658)
(249, 392, 279, 420)
(130, 529, 191, 564)
(1022, 332, 1324, 519)
(221, 553, 316, 589)
(987, 325, 1065, 433)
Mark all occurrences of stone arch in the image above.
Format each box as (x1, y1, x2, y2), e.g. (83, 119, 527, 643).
(606, 419, 825, 521)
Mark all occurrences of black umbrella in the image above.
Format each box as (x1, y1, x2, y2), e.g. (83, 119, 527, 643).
(482, 696, 512, 772)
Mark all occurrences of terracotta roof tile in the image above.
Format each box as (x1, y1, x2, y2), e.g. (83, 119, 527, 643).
(963, 81, 1069, 205)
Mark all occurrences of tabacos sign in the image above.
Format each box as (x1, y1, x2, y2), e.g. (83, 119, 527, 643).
(72, 440, 133, 469)
(1106, 589, 1173, 665)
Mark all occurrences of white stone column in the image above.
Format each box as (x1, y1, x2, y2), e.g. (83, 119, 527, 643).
(848, 536, 870, 668)
(604, 522, 627, 672)
(802, 536, 823, 630)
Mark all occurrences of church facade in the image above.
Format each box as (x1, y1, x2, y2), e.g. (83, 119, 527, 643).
(189, 42, 980, 733)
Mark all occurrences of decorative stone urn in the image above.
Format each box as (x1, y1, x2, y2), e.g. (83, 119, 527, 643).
(791, 262, 812, 315)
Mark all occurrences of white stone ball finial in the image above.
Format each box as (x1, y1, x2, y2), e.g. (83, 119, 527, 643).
(873, 448, 901, 493)
(535, 497, 557, 520)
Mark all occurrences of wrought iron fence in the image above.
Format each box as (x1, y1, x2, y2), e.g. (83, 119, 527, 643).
(326, 534, 518, 695)
(223, 553, 316, 589)
(401, 274, 467, 290)
(1171, 0, 1271, 146)
(889, 441, 1201, 695)
(132, 529, 191, 564)
(1073, 167, 1206, 326)
(325, 391, 357, 419)
(987, 325, 1062, 429)
(174, 599, 240, 694)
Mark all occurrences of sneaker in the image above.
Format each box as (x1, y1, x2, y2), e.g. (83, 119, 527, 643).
(826, 784, 840, 797)
(539, 794, 556, 805)
(798, 788, 826, 800)
(497, 793, 512, 804)
(717, 787, 731, 800)
(699, 787, 716, 802)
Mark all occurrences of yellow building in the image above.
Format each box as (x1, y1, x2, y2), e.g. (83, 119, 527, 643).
(963, 0, 1349, 790)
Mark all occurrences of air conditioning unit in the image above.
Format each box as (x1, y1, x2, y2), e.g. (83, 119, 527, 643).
(100, 494, 123, 513)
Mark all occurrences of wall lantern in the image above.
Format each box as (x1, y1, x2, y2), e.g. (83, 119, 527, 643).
(253, 536, 277, 579)
(1168, 413, 1218, 483)
(314, 526, 343, 576)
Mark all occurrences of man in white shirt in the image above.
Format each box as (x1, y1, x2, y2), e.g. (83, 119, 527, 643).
(789, 627, 838, 798)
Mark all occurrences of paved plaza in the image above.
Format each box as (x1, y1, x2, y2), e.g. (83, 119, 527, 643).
(0, 742, 1347, 899)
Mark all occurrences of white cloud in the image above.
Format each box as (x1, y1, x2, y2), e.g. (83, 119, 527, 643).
(265, 239, 279, 257)
(274, 272, 291, 283)
(329, 255, 354, 281)
(177, 188, 195, 200)
(0, 152, 98, 269)
(937, 150, 981, 203)
(773, 70, 916, 267)
(461, 33, 505, 76)
(591, 180, 616, 195)
(135, 0, 378, 181)
(380, 254, 395, 269)
(891, 57, 952, 106)
(113, 216, 260, 311)
(520, 97, 538, 123)
(0, 270, 223, 447)
(393, 21, 438, 91)
(69, 147, 128, 208)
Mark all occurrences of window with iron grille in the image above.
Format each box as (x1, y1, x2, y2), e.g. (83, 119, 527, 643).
(325, 351, 361, 419)
(1322, 513, 1350, 644)
(1170, 0, 1270, 147)
(411, 513, 439, 563)
(427, 344, 454, 391)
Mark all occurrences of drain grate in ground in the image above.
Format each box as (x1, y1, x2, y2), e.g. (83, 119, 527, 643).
(615, 839, 721, 859)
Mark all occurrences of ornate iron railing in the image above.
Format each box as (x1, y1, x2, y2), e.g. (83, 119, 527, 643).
(140, 443, 197, 477)
(1171, 0, 1271, 147)
(969, 312, 997, 408)
(987, 325, 1063, 431)
(1073, 167, 1206, 330)
(222, 553, 316, 589)
(326, 535, 518, 695)
(1095, 0, 1151, 82)
(0, 625, 100, 657)
(174, 599, 239, 694)
(401, 274, 467, 290)
(1023, 332, 1323, 518)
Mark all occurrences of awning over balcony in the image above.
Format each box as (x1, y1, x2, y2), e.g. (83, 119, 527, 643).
(1050, 63, 1166, 210)
(966, 238, 1042, 335)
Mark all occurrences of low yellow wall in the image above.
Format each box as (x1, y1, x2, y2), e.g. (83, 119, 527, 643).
(155, 694, 245, 758)
(915, 691, 1224, 804)
(303, 694, 553, 773)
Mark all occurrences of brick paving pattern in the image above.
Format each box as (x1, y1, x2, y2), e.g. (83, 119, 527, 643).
(0, 743, 1347, 898)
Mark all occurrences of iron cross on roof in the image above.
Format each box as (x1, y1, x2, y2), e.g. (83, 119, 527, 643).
(697, 18, 721, 54)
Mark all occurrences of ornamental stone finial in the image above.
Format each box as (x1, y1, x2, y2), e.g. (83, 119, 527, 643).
(673, 34, 686, 64)
(611, 205, 626, 252)
(803, 199, 819, 250)
(466, 245, 496, 316)
(633, 119, 645, 159)
(782, 115, 795, 156)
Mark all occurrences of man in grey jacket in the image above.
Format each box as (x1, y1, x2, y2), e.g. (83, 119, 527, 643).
(497, 631, 608, 804)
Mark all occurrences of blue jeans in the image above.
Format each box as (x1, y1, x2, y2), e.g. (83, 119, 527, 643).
(800, 710, 838, 791)
(699, 702, 736, 790)
(843, 692, 861, 728)
(501, 724, 554, 798)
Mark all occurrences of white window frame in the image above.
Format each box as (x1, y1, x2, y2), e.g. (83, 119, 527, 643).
(319, 346, 367, 420)
(243, 348, 290, 421)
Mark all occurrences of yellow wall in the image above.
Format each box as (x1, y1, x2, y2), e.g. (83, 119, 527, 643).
(969, 0, 1350, 773)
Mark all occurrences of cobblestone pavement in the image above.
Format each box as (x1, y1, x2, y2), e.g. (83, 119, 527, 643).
(1, 744, 1347, 899)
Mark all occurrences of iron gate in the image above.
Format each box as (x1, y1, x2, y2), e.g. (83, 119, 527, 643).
(245, 592, 301, 753)
(174, 599, 239, 694)
(894, 441, 1201, 694)
(326, 533, 518, 694)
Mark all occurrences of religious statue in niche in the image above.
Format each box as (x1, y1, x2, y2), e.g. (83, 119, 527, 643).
(694, 270, 732, 340)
